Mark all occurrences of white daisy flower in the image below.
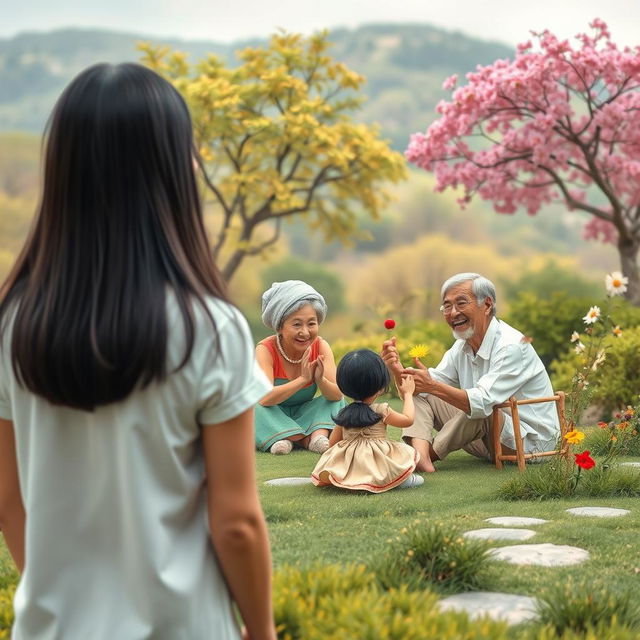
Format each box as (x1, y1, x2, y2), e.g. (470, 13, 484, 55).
(574, 342, 586, 354)
(583, 306, 601, 324)
(605, 271, 628, 296)
(570, 331, 580, 343)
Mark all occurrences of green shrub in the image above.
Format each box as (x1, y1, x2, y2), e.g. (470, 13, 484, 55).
(551, 326, 640, 414)
(522, 622, 640, 640)
(261, 256, 347, 314)
(505, 293, 595, 368)
(501, 259, 601, 301)
(0, 585, 15, 639)
(534, 579, 640, 636)
(272, 564, 512, 640)
(373, 520, 492, 593)
(506, 292, 640, 369)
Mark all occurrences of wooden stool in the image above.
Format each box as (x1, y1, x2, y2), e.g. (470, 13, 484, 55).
(492, 392, 568, 471)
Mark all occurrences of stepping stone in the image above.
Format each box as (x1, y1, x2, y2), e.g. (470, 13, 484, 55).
(438, 591, 538, 625)
(486, 516, 549, 527)
(489, 543, 589, 566)
(566, 506, 630, 518)
(464, 528, 536, 541)
(621, 462, 640, 468)
(264, 477, 313, 486)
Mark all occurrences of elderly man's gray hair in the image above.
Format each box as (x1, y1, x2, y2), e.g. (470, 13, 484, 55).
(441, 273, 497, 316)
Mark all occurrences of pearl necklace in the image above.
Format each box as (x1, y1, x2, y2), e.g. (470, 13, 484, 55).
(276, 334, 304, 364)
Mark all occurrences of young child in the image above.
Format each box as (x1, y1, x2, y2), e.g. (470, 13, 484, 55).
(311, 349, 424, 492)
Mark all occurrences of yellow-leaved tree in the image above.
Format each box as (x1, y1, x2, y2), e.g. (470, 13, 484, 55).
(140, 31, 407, 280)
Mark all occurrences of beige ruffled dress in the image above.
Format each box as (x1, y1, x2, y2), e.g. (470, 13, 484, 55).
(311, 402, 420, 493)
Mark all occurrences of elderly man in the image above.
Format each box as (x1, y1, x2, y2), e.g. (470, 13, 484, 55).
(382, 272, 559, 472)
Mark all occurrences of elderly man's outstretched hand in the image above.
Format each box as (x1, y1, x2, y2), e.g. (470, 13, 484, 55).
(381, 337, 404, 376)
(403, 357, 434, 394)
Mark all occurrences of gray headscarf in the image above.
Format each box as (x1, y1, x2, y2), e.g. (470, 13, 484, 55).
(261, 280, 327, 331)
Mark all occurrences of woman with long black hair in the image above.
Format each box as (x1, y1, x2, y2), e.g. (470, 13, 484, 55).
(0, 63, 275, 640)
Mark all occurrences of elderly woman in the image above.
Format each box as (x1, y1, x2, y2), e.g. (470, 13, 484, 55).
(255, 280, 345, 455)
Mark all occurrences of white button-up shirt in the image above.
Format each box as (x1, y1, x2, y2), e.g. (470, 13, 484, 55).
(428, 317, 559, 452)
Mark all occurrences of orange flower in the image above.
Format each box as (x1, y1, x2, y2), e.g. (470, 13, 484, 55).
(617, 421, 629, 430)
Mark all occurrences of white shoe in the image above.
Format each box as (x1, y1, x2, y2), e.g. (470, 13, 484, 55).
(308, 435, 330, 454)
(270, 440, 293, 455)
(398, 473, 425, 489)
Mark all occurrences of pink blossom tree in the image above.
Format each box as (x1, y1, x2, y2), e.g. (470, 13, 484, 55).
(406, 20, 640, 304)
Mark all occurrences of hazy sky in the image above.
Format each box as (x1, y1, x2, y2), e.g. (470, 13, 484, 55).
(3, 0, 639, 48)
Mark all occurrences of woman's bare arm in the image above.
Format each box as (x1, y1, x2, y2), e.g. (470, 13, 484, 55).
(203, 408, 277, 640)
(313, 339, 343, 402)
(0, 418, 25, 572)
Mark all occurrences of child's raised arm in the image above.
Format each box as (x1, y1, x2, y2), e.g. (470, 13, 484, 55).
(383, 375, 415, 428)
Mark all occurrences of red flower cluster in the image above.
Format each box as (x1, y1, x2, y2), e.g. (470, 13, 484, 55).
(384, 318, 396, 330)
(574, 450, 596, 470)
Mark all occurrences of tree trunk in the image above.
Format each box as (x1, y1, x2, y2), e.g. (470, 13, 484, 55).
(221, 249, 246, 282)
(618, 237, 640, 305)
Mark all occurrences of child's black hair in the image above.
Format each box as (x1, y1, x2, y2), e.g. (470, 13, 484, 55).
(333, 349, 390, 428)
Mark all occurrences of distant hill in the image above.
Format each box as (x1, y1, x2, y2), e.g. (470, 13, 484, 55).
(0, 23, 513, 149)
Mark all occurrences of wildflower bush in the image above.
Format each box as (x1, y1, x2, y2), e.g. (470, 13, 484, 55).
(552, 325, 640, 414)
(499, 272, 640, 500)
(584, 406, 640, 457)
(373, 520, 492, 594)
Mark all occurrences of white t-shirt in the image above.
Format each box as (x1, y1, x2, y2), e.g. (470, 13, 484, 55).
(0, 294, 271, 639)
(429, 317, 559, 453)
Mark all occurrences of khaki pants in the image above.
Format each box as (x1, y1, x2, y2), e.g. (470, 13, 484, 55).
(402, 395, 500, 461)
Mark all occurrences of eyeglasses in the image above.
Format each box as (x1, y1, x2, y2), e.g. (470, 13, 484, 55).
(440, 298, 473, 315)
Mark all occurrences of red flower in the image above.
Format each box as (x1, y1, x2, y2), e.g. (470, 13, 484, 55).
(597, 421, 608, 429)
(574, 450, 596, 470)
(384, 318, 396, 330)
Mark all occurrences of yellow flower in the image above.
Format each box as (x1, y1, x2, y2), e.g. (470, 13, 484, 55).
(564, 429, 586, 444)
(409, 344, 429, 359)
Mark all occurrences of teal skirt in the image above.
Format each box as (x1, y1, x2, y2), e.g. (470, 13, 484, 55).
(254, 378, 345, 451)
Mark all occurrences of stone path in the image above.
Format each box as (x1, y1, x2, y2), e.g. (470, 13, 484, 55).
(444, 508, 606, 623)
(464, 528, 536, 541)
(489, 543, 589, 566)
(485, 516, 549, 526)
(264, 477, 313, 486)
(438, 592, 539, 625)
(566, 506, 630, 517)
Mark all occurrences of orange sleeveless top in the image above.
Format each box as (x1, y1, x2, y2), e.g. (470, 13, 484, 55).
(259, 335, 320, 381)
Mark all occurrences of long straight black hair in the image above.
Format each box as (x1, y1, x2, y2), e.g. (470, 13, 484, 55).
(0, 63, 229, 410)
(333, 349, 390, 428)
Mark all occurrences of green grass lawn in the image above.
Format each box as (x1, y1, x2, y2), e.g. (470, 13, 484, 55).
(258, 431, 640, 598)
(1, 431, 638, 633)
